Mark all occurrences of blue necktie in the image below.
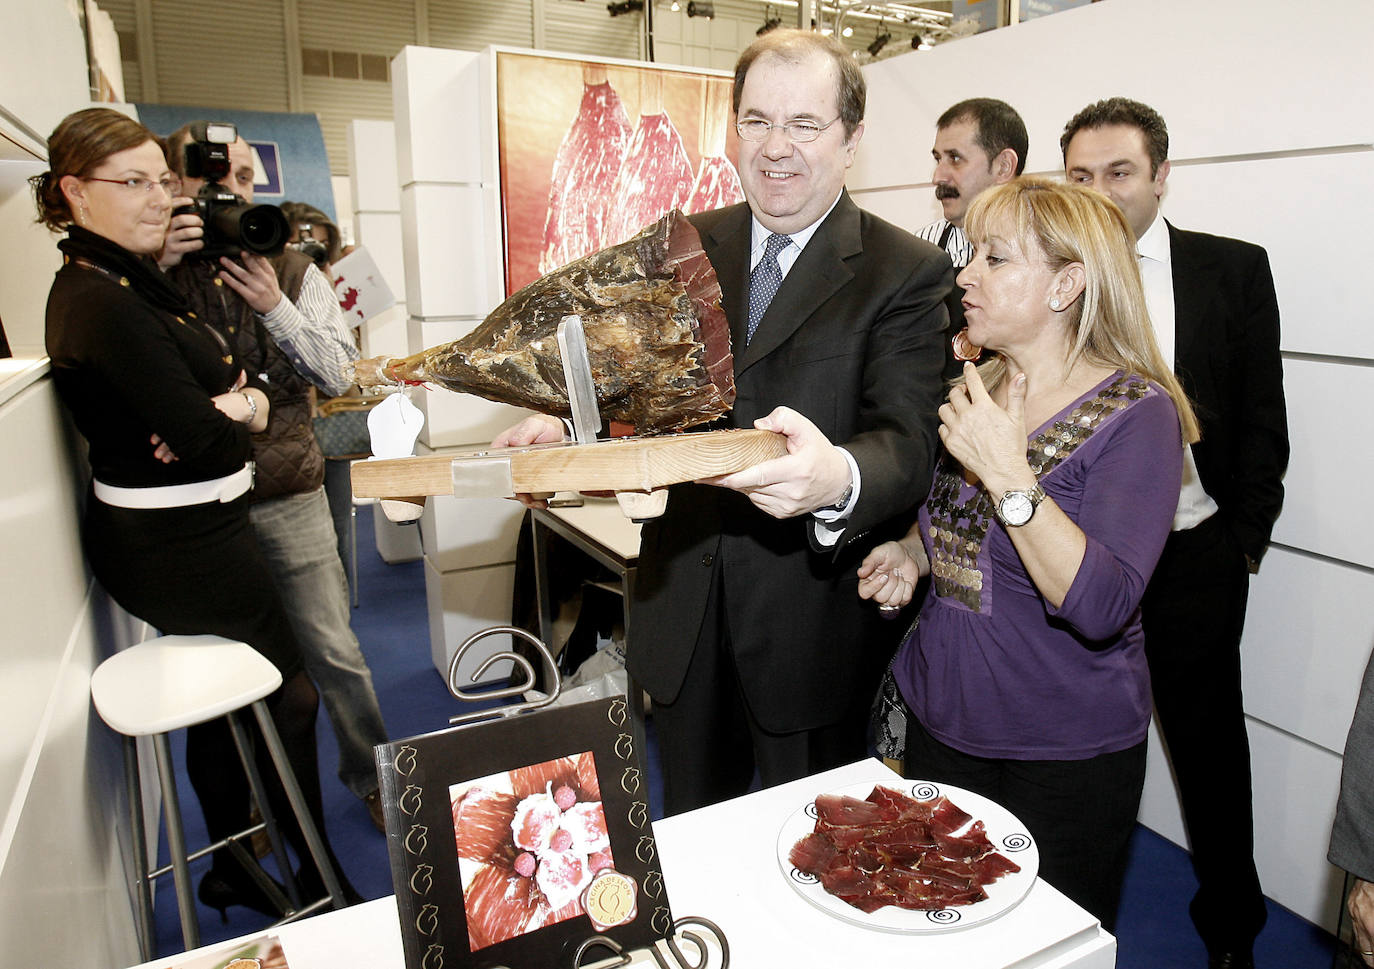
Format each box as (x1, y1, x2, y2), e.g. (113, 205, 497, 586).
(747, 233, 791, 343)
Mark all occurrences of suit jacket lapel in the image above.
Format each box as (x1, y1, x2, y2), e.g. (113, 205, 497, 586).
(702, 206, 753, 356)
(735, 192, 861, 373)
(1168, 221, 1211, 367)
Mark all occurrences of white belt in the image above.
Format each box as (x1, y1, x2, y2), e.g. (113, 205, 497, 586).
(93, 464, 254, 509)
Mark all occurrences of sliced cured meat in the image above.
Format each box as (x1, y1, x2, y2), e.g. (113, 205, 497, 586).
(686, 156, 743, 215)
(511, 791, 561, 852)
(791, 787, 1020, 915)
(452, 787, 518, 863)
(815, 793, 889, 828)
(560, 800, 610, 854)
(788, 832, 839, 873)
(464, 863, 541, 950)
(602, 73, 694, 247)
(975, 852, 1022, 879)
(540, 65, 634, 275)
(535, 848, 592, 911)
(935, 819, 994, 860)
(929, 796, 974, 835)
(351, 210, 734, 435)
(510, 757, 579, 800)
(686, 83, 743, 216)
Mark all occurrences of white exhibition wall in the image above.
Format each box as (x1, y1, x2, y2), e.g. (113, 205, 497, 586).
(848, 0, 1374, 930)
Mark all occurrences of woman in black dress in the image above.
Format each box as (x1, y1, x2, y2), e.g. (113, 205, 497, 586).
(36, 107, 355, 916)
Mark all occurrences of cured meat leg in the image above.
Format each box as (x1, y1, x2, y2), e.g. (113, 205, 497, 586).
(540, 64, 633, 275)
(352, 209, 733, 435)
(686, 79, 744, 214)
(601, 72, 696, 247)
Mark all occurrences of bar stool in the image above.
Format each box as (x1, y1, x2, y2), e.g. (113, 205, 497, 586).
(90, 634, 345, 960)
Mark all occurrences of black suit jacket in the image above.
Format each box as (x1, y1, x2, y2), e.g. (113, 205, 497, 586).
(627, 192, 953, 733)
(1168, 222, 1288, 563)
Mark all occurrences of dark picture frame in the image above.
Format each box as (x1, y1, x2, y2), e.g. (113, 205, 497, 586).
(377, 697, 670, 968)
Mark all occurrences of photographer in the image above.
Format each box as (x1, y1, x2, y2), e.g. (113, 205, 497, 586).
(161, 122, 391, 834)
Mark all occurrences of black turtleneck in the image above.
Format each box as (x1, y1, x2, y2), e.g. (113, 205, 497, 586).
(45, 225, 252, 487)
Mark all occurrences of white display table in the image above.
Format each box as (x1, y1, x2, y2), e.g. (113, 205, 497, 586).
(126, 760, 1114, 969)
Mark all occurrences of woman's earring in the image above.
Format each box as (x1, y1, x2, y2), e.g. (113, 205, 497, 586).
(1050, 297, 1062, 310)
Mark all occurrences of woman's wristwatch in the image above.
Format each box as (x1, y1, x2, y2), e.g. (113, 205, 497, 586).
(995, 483, 1046, 527)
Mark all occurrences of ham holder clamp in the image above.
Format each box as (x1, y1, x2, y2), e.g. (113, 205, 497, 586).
(349, 210, 784, 521)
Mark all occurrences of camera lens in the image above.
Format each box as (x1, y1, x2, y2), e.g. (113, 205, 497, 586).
(238, 204, 289, 254)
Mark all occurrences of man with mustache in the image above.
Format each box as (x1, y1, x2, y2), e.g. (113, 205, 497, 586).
(916, 98, 1026, 364)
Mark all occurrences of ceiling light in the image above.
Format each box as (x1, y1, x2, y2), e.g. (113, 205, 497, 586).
(670, 0, 680, 9)
(867, 29, 891, 56)
(911, 33, 932, 50)
(686, 1, 714, 17)
(606, 0, 644, 16)
(757, 16, 782, 35)
(841, 25, 853, 37)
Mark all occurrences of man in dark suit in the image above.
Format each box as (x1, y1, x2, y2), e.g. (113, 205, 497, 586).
(1063, 97, 1289, 969)
(497, 29, 951, 816)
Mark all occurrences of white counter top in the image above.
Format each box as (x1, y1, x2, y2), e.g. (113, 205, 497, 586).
(0, 355, 48, 407)
(126, 760, 1113, 969)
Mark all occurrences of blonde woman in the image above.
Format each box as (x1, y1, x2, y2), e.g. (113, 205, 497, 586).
(858, 177, 1197, 929)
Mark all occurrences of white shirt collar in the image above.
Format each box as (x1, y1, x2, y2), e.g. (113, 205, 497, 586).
(749, 190, 844, 266)
(1137, 210, 1170, 264)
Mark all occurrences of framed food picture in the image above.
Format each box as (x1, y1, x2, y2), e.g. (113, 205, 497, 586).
(376, 696, 671, 968)
(495, 50, 742, 296)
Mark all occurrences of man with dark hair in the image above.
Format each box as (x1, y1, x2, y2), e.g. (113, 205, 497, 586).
(917, 97, 1027, 268)
(916, 98, 1025, 367)
(160, 124, 392, 834)
(1063, 96, 1289, 969)
(497, 28, 952, 815)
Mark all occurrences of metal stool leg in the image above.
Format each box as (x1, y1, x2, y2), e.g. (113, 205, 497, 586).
(225, 710, 300, 909)
(249, 700, 345, 911)
(151, 732, 199, 952)
(123, 736, 155, 963)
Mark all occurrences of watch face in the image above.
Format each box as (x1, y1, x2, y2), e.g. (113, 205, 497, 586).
(999, 491, 1034, 527)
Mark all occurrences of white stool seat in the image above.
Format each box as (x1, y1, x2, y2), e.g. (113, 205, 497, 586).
(92, 634, 343, 960)
(91, 634, 282, 736)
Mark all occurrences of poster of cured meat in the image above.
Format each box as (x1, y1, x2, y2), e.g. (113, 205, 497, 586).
(376, 697, 670, 969)
(496, 51, 743, 296)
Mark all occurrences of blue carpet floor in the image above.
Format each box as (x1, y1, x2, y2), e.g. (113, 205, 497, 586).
(148, 503, 1343, 967)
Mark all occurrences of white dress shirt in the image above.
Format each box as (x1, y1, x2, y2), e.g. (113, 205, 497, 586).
(1138, 211, 1218, 531)
(746, 193, 860, 543)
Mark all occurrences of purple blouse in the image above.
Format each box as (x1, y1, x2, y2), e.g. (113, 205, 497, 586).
(896, 372, 1183, 760)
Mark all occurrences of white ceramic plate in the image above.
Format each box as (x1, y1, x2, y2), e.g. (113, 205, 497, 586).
(776, 780, 1039, 934)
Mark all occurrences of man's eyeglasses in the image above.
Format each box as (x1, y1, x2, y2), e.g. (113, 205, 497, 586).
(735, 117, 841, 144)
(82, 176, 180, 196)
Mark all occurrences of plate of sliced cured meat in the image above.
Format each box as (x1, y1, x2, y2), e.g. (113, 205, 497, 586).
(777, 780, 1039, 933)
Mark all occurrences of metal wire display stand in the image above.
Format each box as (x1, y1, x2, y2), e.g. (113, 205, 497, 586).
(445, 626, 729, 969)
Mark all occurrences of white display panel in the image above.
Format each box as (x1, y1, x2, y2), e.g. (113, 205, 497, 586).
(1272, 358, 1374, 569)
(423, 557, 517, 685)
(1243, 546, 1374, 754)
(1162, 152, 1374, 359)
(418, 490, 526, 574)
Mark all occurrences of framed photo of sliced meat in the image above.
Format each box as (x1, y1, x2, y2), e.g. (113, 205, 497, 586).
(495, 50, 743, 297)
(376, 696, 671, 968)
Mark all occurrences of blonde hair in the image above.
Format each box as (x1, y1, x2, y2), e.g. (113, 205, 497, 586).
(963, 177, 1199, 443)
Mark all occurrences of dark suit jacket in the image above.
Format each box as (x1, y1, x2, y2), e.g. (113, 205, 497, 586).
(1168, 223, 1288, 563)
(627, 192, 953, 734)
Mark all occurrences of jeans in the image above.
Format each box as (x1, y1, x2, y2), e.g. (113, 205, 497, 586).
(249, 487, 388, 799)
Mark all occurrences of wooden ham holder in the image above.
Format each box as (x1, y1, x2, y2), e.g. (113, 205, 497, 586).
(353, 316, 782, 521)
(351, 427, 787, 522)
